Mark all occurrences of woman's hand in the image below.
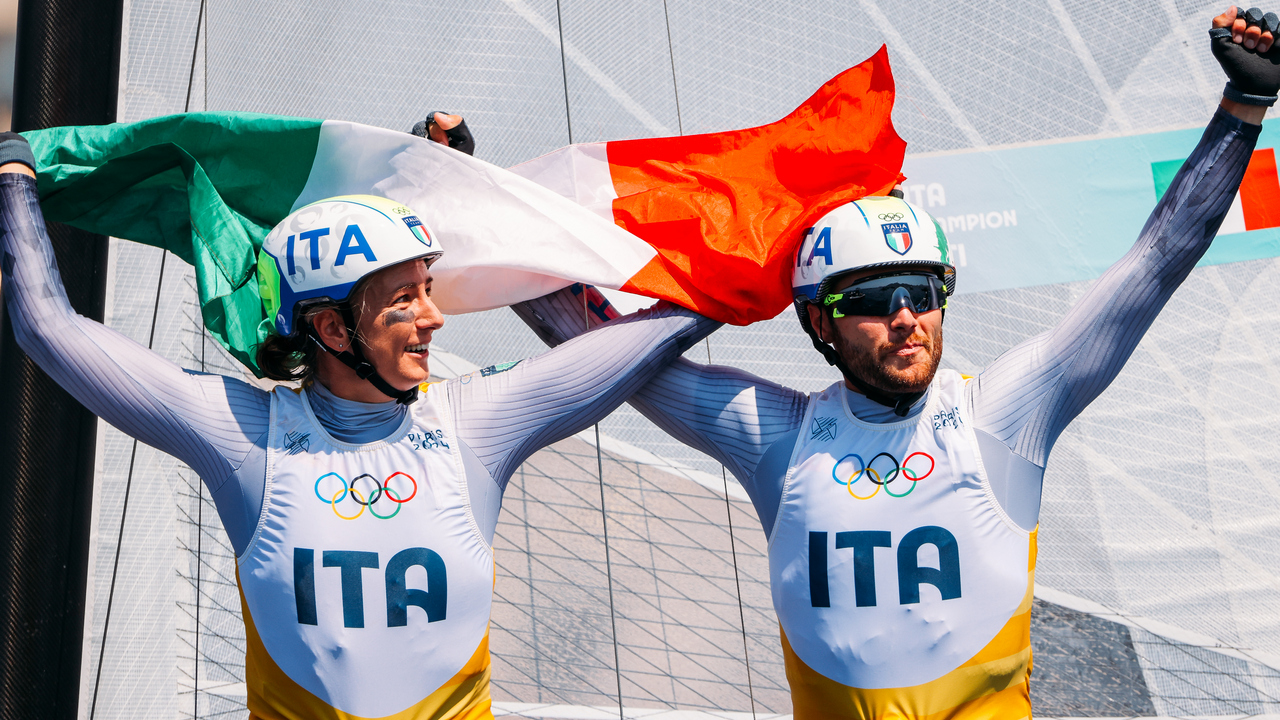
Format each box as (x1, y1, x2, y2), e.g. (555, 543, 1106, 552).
(0, 163, 34, 177)
(0, 131, 36, 176)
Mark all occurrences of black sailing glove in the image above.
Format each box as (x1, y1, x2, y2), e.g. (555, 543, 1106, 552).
(409, 111, 476, 156)
(1211, 7, 1280, 106)
(0, 132, 36, 172)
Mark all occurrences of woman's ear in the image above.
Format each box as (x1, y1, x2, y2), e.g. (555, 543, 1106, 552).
(310, 308, 351, 349)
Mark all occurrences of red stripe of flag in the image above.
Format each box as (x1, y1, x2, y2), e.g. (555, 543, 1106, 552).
(1242, 148, 1280, 231)
(605, 47, 906, 325)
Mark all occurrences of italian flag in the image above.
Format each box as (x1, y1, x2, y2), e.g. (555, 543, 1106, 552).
(1152, 148, 1280, 233)
(26, 49, 904, 374)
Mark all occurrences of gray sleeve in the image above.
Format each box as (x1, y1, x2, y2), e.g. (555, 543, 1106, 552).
(513, 287, 808, 532)
(628, 360, 807, 531)
(447, 300, 721, 491)
(970, 107, 1260, 527)
(0, 174, 270, 553)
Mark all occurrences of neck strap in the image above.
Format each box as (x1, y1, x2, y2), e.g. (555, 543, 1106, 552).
(841, 366, 924, 417)
(308, 305, 419, 405)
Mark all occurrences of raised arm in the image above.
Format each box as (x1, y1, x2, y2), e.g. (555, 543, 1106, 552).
(965, 8, 1279, 530)
(512, 287, 808, 531)
(0, 146, 270, 548)
(970, 103, 1261, 518)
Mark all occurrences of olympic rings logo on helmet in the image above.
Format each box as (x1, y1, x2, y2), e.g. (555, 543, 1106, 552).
(877, 212, 904, 220)
(831, 451, 934, 499)
(314, 471, 419, 520)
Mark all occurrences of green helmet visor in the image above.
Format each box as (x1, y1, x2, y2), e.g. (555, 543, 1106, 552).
(823, 272, 947, 319)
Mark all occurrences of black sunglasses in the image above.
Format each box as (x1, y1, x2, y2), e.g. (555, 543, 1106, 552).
(822, 272, 947, 318)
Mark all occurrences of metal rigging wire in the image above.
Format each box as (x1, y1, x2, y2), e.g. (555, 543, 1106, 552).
(91, 1, 206, 715)
(551, 2, 623, 715)
(187, 5, 209, 715)
(193, 319, 206, 720)
(594, 420, 626, 720)
(553, 0, 574, 145)
(585, 292, 625, 720)
(89, 250, 167, 720)
(661, 0, 684, 138)
(706, 341, 758, 720)
(661, 1, 756, 711)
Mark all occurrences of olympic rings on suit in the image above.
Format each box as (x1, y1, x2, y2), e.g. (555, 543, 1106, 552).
(350, 474, 382, 505)
(384, 472, 417, 502)
(877, 212, 904, 220)
(368, 487, 404, 519)
(315, 472, 348, 503)
(314, 471, 419, 520)
(332, 486, 366, 520)
(831, 451, 934, 499)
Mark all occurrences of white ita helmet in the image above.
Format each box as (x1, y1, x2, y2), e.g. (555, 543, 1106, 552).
(791, 195, 956, 415)
(258, 195, 443, 337)
(792, 194, 954, 333)
(256, 195, 443, 405)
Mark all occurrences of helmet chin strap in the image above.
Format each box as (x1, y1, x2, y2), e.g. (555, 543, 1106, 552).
(806, 317, 924, 418)
(307, 304, 419, 406)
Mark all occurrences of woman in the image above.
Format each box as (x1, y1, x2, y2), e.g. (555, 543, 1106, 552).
(0, 136, 716, 719)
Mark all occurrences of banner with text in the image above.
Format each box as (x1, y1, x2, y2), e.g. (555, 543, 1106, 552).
(900, 119, 1280, 295)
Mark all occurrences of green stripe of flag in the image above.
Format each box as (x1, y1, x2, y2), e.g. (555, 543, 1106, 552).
(24, 112, 325, 373)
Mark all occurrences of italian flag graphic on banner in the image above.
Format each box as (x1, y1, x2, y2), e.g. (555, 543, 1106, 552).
(23, 48, 905, 374)
(1153, 148, 1280, 233)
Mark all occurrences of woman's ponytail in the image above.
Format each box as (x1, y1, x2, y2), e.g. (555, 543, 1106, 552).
(256, 331, 318, 383)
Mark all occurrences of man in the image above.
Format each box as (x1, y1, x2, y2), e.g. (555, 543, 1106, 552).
(514, 7, 1279, 718)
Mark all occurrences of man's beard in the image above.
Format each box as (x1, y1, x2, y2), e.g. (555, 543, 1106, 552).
(833, 325, 944, 395)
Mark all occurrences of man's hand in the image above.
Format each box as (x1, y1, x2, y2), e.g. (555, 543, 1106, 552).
(426, 112, 463, 145)
(1212, 6, 1280, 122)
(409, 112, 476, 156)
(1217, 5, 1276, 51)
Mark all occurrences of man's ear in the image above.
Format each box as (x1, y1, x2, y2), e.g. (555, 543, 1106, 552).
(807, 304, 830, 343)
(311, 308, 350, 349)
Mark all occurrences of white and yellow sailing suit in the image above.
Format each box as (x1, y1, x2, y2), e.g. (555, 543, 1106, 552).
(238, 386, 494, 719)
(771, 371, 1034, 719)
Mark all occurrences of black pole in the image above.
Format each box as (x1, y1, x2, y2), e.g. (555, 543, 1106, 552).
(0, 0, 122, 718)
